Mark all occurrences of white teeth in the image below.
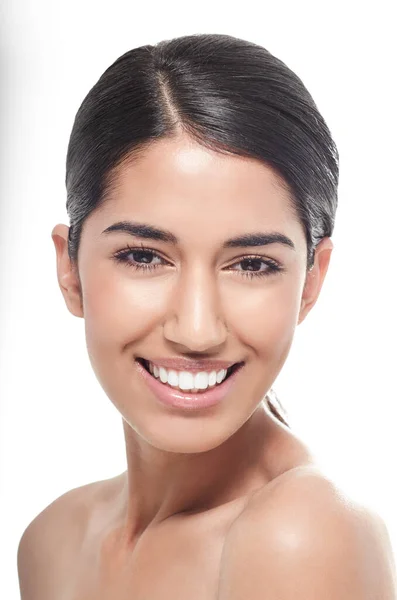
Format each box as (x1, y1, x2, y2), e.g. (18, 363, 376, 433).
(194, 371, 210, 390)
(208, 371, 217, 386)
(216, 370, 225, 384)
(167, 370, 180, 387)
(147, 361, 229, 392)
(159, 366, 168, 384)
(178, 371, 195, 390)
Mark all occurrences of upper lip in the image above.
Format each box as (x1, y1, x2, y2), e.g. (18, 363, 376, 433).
(138, 356, 243, 372)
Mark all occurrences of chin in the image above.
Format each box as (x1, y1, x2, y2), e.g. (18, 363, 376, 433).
(122, 411, 244, 455)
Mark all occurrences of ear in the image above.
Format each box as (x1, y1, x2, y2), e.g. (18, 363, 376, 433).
(298, 237, 333, 325)
(51, 224, 84, 318)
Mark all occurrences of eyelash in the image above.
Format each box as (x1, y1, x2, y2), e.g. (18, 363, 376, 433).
(112, 244, 284, 280)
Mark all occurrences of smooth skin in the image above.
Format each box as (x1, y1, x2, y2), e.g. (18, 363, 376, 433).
(17, 133, 396, 598)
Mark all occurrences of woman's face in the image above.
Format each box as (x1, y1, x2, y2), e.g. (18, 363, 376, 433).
(53, 135, 332, 452)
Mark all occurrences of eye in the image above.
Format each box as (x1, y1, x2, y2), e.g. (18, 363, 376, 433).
(112, 244, 169, 272)
(226, 256, 284, 279)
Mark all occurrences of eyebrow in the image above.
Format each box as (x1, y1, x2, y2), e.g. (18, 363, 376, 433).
(101, 220, 296, 250)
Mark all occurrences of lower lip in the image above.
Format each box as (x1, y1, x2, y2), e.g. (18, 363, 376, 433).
(134, 360, 244, 411)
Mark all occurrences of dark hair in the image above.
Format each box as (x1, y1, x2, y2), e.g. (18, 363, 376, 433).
(65, 33, 339, 428)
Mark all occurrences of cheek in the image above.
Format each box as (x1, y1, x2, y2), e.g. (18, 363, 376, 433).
(82, 269, 170, 354)
(226, 277, 302, 359)
(81, 269, 171, 400)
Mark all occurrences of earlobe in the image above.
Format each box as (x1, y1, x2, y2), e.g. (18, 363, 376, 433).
(298, 238, 333, 325)
(51, 224, 84, 318)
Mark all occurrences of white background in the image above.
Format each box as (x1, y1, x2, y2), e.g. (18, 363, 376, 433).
(1, 1, 396, 597)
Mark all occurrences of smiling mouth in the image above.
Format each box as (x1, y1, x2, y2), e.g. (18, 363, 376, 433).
(136, 358, 243, 383)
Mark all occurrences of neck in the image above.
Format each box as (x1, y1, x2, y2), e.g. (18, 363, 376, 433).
(114, 401, 288, 546)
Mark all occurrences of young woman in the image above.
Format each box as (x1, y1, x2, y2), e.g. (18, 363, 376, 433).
(17, 33, 396, 599)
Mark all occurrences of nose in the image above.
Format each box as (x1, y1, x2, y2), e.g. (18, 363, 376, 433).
(163, 263, 228, 352)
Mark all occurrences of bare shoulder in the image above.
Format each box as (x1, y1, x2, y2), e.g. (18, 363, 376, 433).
(17, 475, 120, 600)
(218, 465, 397, 599)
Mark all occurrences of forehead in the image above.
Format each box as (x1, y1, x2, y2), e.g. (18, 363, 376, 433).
(89, 136, 302, 243)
